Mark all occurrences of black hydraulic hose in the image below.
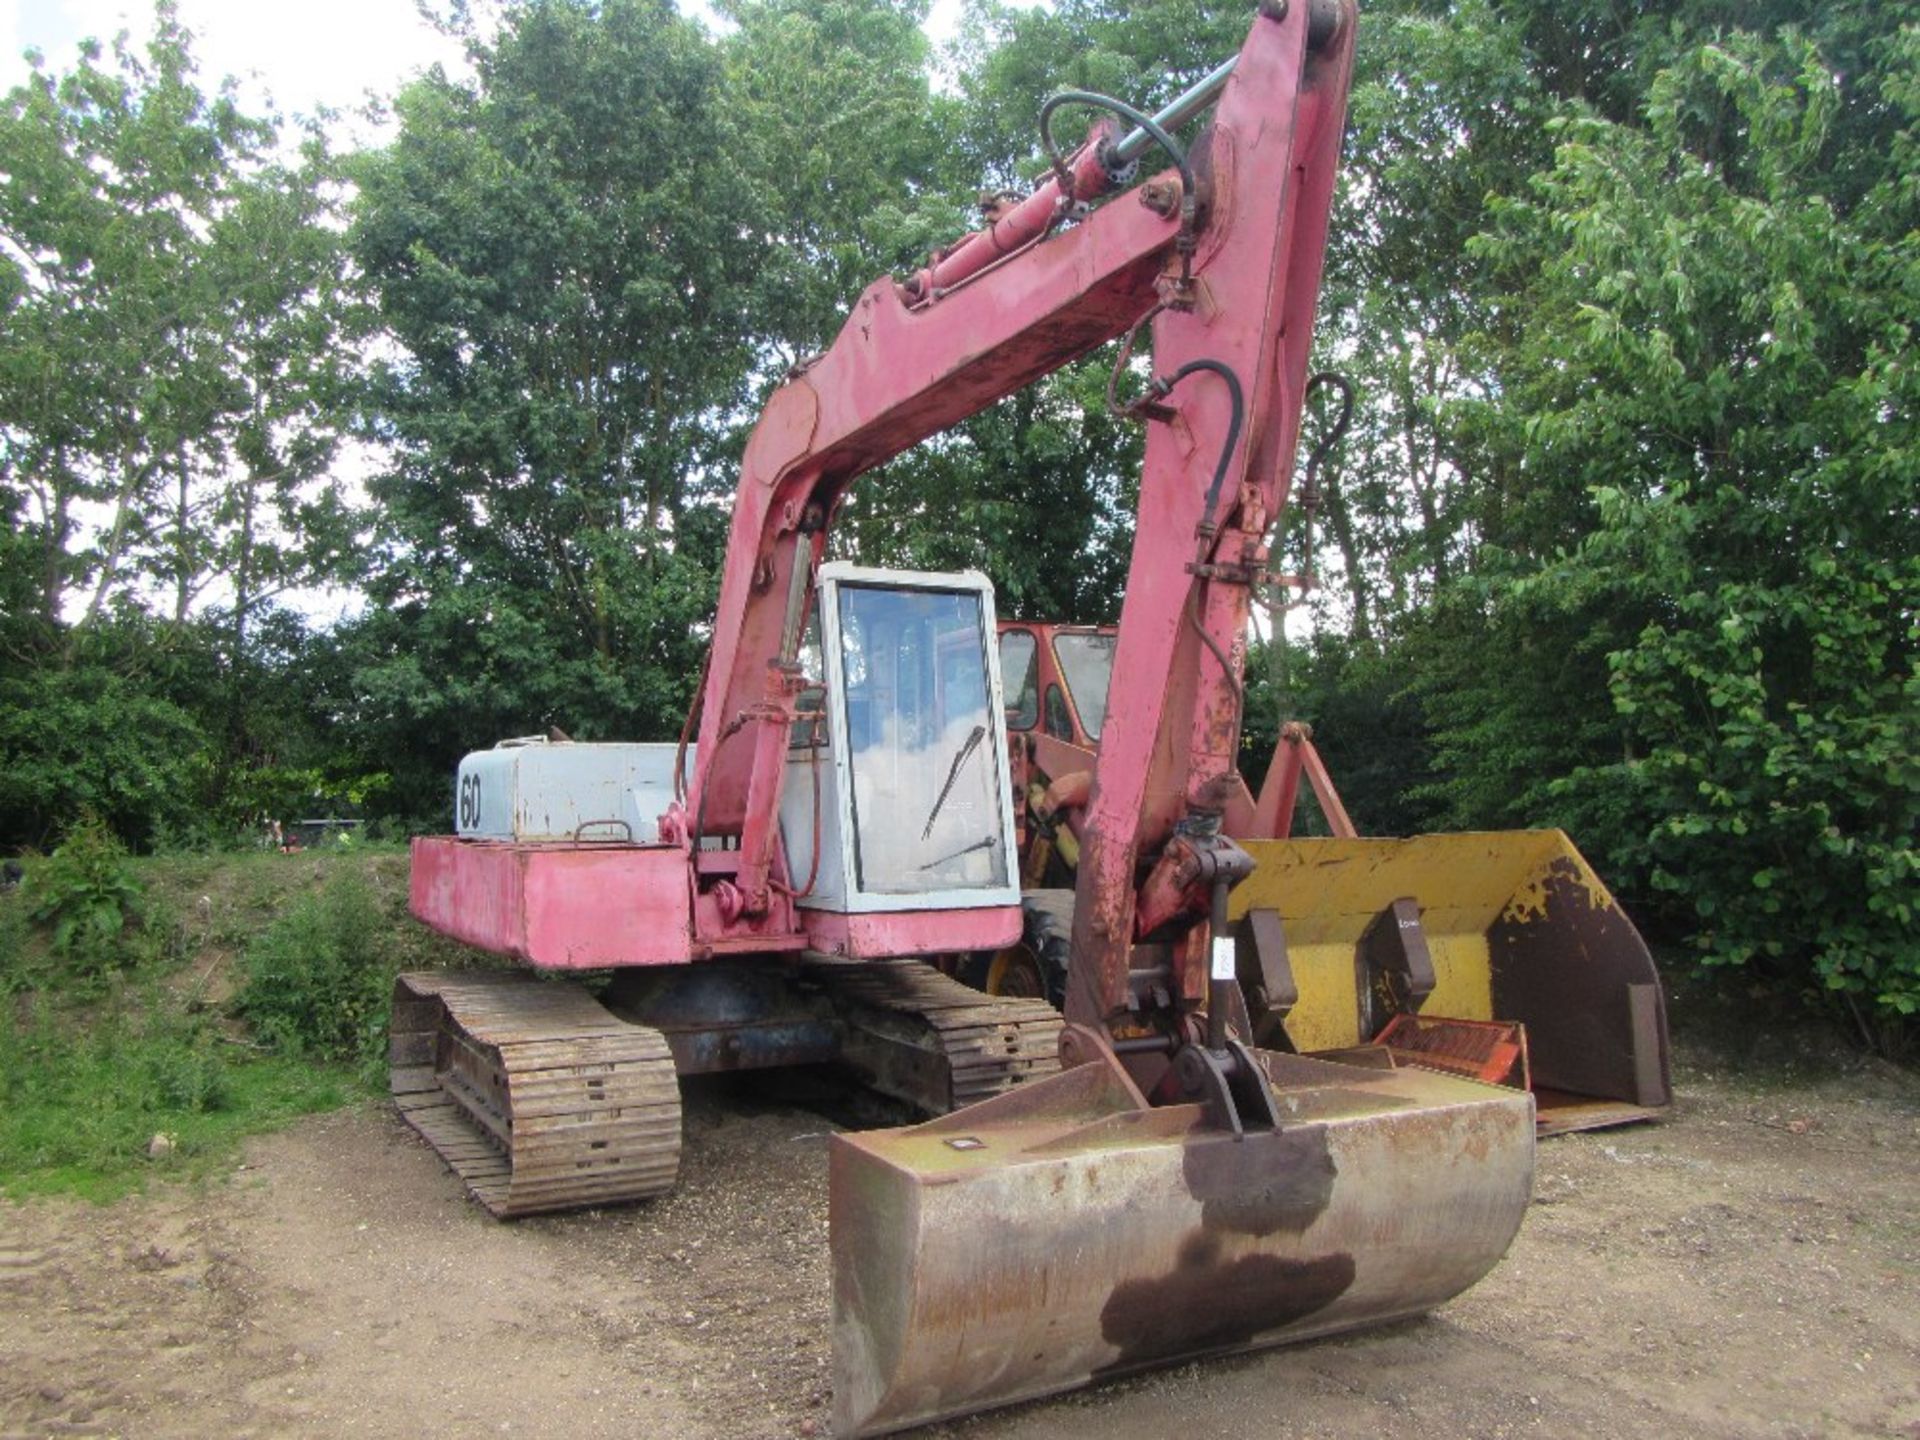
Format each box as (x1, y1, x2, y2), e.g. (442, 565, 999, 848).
(1268, 370, 1356, 588)
(1148, 356, 1250, 760)
(1151, 358, 1245, 544)
(1038, 90, 1194, 203)
(1298, 371, 1354, 509)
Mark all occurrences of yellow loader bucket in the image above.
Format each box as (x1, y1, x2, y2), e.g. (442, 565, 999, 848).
(832, 1049, 1533, 1436)
(1231, 831, 1670, 1133)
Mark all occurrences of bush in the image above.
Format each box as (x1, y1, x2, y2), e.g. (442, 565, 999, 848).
(23, 816, 148, 984)
(0, 659, 214, 852)
(233, 868, 396, 1068)
(0, 886, 30, 993)
(1441, 30, 1920, 1047)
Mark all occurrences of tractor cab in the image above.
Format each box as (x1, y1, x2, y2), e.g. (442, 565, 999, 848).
(997, 622, 1115, 753)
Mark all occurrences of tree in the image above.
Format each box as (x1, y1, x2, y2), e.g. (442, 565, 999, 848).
(345, 0, 771, 816)
(716, 0, 963, 361)
(344, 0, 1012, 819)
(0, 5, 360, 849)
(1447, 25, 1919, 1034)
(145, 131, 361, 649)
(0, 5, 353, 639)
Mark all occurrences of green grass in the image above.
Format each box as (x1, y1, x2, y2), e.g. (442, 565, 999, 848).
(0, 997, 356, 1202)
(0, 846, 477, 1203)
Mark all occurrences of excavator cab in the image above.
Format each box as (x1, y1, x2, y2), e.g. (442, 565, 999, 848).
(782, 565, 1021, 920)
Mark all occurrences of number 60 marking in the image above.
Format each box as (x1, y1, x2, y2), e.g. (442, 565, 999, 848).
(458, 772, 482, 829)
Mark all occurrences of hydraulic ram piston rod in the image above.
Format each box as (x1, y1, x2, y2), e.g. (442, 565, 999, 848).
(1105, 0, 1352, 169)
(1106, 58, 1237, 169)
(902, 54, 1238, 302)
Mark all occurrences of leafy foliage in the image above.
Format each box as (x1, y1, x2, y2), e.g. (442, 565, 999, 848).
(1448, 25, 1920, 1028)
(0, 6, 362, 853)
(0, 2, 355, 634)
(0, 645, 213, 850)
(23, 815, 149, 980)
(339, 0, 769, 808)
(233, 868, 396, 1067)
(0, 0, 1914, 1052)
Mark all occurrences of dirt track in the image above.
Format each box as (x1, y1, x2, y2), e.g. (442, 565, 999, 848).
(2, 1044, 1917, 1440)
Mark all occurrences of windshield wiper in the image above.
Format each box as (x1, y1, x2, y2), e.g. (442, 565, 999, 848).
(921, 724, 988, 840)
(918, 834, 997, 871)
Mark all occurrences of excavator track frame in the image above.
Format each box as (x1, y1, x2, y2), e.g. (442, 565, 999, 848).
(808, 957, 1064, 1112)
(390, 971, 682, 1217)
(391, 961, 1062, 1220)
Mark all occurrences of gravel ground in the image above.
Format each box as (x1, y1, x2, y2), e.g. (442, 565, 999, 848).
(2, 1033, 1916, 1440)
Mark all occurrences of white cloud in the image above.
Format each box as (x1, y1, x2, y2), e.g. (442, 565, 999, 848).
(4, 0, 465, 125)
(7, 0, 1055, 121)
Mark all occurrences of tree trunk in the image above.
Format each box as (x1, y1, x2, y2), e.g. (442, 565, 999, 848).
(1321, 478, 1372, 642)
(42, 479, 70, 628)
(173, 448, 192, 624)
(234, 465, 257, 654)
(82, 453, 156, 626)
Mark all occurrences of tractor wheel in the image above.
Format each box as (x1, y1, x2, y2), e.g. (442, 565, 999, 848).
(981, 945, 1049, 1001)
(957, 891, 1073, 1009)
(1002, 890, 1074, 1009)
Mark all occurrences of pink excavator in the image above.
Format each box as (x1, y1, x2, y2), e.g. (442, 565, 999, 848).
(396, 3, 1668, 1433)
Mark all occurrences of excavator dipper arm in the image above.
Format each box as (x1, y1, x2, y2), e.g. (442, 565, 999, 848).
(690, 0, 1348, 1016)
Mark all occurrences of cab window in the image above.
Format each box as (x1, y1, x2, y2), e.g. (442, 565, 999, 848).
(1043, 683, 1074, 741)
(999, 629, 1039, 731)
(1053, 632, 1116, 741)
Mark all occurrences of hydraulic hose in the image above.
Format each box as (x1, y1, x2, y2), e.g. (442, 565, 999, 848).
(1297, 371, 1354, 511)
(1038, 90, 1195, 201)
(1151, 358, 1245, 544)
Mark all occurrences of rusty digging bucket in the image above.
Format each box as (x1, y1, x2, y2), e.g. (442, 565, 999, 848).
(1230, 830, 1670, 1134)
(831, 1048, 1533, 1436)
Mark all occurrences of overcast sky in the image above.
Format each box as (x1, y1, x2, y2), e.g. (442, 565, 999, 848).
(3, 0, 981, 125)
(2, 0, 1030, 629)
(4, 0, 466, 125)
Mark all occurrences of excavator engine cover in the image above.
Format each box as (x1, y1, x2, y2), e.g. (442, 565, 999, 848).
(831, 1048, 1533, 1436)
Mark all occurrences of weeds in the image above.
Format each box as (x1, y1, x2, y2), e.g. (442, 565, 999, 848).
(0, 990, 346, 1202)
(233, 866, 400, 1074)
(0, 849, 442, 1201)
(0, 887, 30, 993)
(23, 814, 146, 982)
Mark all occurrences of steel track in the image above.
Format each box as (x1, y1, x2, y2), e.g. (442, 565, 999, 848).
(390, 961, 1062, 1218)
(807, 957, 1064, 1112)
(390, 971, 681, 1217)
